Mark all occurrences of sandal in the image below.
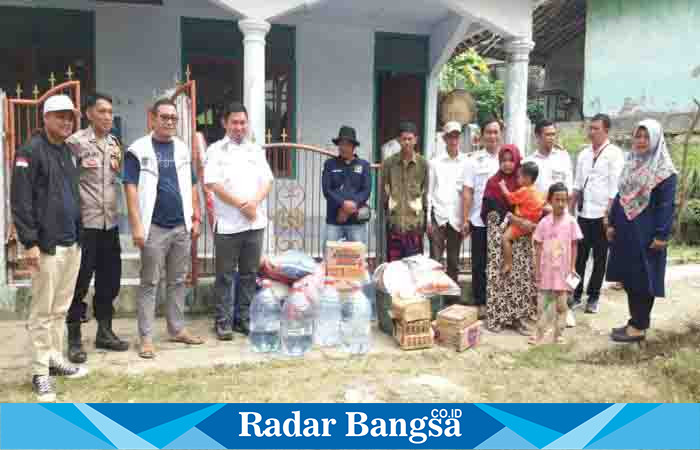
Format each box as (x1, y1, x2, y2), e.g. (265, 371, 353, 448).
(515, 320, 533, 336)
(139, 340, 155, 359)
(528, 336, 543, 345)
(170, 329, 205, 345)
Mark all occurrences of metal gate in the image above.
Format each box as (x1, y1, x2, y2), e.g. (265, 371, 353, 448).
(2, 77, 81, 283)
(150, 71, 210, 288)
(261, 140, 386, 272)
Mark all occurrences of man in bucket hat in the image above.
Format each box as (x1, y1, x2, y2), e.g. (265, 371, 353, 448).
(322, 126, 371, 248)
(12, 94, 88, 402)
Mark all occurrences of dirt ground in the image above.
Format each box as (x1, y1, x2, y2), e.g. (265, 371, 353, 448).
(0, 265, 698, 403)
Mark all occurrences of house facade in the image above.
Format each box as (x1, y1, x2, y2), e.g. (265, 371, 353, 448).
(0, 0, 536, 312)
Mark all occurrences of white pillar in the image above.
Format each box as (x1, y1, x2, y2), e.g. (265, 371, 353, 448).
(238, 18, 271, 145)
(503, 38, 534, 152)
(424, 74, 439, 160)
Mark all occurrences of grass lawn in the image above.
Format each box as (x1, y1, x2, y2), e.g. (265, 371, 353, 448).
(1, 323, 698, 404)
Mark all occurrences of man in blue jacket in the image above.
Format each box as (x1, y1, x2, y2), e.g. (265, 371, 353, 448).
(322, 126, 372, 247)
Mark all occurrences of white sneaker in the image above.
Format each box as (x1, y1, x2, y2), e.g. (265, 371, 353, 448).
(49, 359, 89, 379)
(566, 309, 576, 328)
(32, 375, 56, 402)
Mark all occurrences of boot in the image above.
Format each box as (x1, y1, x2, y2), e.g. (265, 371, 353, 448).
(95, 319, 129, 351)
(67, 322, 87, 364)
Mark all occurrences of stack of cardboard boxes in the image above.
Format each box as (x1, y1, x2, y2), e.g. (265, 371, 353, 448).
(433, 305, 481, 351)
(390, 296, 434, 350)
(325, 241, 366, 283)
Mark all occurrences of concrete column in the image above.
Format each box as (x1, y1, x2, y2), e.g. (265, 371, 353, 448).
(424, 74, 439, 160)
(238, 18, 271, 144)
(503, 37, 534, 152)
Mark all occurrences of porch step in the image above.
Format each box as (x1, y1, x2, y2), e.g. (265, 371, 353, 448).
(1, 277, 473, 320)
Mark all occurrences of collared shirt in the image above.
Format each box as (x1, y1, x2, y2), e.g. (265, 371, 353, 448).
(523, 147, 573, 196)
(382, 151, 428, 232)
(574, 140, 625, 219)
(462, 148, 500, 227)
(66, 126, 122, 230)
(428, 152, 467, 231)
(204, 136, 274, 234)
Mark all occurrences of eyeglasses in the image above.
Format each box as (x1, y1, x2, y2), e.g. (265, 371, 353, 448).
(158, 114, 178, 123)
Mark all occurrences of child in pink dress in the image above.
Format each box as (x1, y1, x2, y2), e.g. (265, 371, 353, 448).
(531, 182, 583, 344)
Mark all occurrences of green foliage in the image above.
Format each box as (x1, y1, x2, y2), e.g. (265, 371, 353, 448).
(527, 100, 545, 124)
(680, 199, 700, 226)
(440, 48, 504, 123)
(470, 80, 505, 125)
(558, 127, 588, 160)
(670, 143, 700, 200)
(439, 48, 491, 91)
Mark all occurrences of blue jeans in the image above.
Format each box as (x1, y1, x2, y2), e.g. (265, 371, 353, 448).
(324, 223, 368, 248)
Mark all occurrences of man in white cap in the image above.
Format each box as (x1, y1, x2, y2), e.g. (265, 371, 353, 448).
(11, 94, 88, 402)
(427, 121, 467, 286)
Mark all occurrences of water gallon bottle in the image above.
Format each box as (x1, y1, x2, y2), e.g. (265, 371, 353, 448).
(315, 278, 342, 347)
(340, 283, 372, 355)
(249, 280, 281, 353)
(281, 287, 314, 356)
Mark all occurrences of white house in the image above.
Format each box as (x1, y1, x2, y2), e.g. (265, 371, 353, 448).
(0, 0, 536, 304)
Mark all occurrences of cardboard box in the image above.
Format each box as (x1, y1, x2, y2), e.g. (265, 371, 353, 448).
(394, 319, 434, 350)
(436, 304, 479, 328)
(434, 320, 482, 352)
(326, 265, 366, 281)
(325, 241, 366, 268)
(391, 296, 432, 323)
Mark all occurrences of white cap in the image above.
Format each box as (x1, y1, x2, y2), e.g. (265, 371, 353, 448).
(43, 95, 80, 116)
(443, 121, 462, 135)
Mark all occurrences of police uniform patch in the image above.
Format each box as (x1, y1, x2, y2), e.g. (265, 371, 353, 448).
(353, 165, 363, 174)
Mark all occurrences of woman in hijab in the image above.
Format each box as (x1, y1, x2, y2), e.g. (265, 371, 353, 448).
(482, 145, 537, 333)
(607, 119, 677, 342)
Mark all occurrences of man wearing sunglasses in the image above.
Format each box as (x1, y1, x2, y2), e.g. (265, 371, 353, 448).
(123, 98, 204, 359)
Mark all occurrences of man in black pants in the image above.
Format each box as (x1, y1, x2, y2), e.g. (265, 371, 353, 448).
(571, 114, 625, 313)
(205, 102, 274, 339)
(462, 118, 502, 316)
(65, 93, 129, 363)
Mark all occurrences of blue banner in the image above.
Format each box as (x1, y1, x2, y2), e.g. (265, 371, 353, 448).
(1, 403, 699, 449)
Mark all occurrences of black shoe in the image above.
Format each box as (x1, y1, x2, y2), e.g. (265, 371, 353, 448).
(585, 301, 600, 314)
(49, 359, 88, 379)
(32, 375, 56, 402)
(233, 320, 250, 336)
(67, 322, 88, 364)
(611, 325, 627, 334)
(610, 327, 645, 343)
(215, 322, 234, 341)
(95, 319, 129, 351)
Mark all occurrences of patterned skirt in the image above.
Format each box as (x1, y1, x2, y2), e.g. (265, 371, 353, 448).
(485, 211, 537, 329)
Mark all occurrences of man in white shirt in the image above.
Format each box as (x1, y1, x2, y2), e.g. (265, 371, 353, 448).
(205, 102, 274, 339)
(571, 113, 625, 314)
(462, 118, 502, 310)
(428, 122, 467, 284)
(524, 120, 573, 196)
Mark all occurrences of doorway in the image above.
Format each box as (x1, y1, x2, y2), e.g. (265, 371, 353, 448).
(375, 72, 426, 159)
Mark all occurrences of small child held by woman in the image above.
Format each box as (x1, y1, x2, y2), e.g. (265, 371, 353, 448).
(530, 182, 583, 344)
(498, 161, 545, 274)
